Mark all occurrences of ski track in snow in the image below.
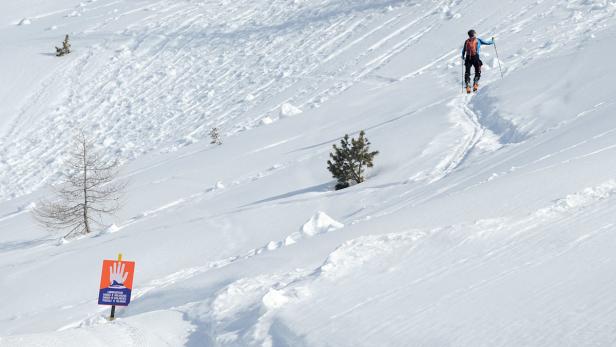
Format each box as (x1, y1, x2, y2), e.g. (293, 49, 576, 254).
(352, 0, 616, 222)
(157, 178, 616, 345)
(57, 177, 616, 346)
(0, 0, 612, 201)
(66, 212, 346, 338)
(234, 179, 616, 345)
(0, 0, 443, 201)
(421, 0, 616, 183)
(425, 96, 485, 183)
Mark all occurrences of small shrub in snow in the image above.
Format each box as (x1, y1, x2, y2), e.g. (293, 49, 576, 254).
(55, 35, 71, 57)
(327, 130, 379, 190)
(209, 127, 222, 145)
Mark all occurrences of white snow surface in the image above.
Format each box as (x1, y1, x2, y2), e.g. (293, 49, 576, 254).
(1, 0, 616, 346)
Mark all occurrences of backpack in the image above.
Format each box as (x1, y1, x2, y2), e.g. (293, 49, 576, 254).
(465, 38, 478, 58)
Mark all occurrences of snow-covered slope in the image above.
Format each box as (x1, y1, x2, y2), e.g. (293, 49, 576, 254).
(1, 0, 616, 346)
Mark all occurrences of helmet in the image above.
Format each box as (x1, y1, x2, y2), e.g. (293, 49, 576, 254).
(468, 29, 476, 38)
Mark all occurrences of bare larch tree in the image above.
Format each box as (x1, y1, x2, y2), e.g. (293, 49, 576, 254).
(33, 132, 125, 238)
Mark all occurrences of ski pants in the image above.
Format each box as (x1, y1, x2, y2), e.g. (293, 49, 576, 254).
(465, 55, 482, 85)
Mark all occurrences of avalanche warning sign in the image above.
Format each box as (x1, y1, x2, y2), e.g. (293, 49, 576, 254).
(98, 259, 135, 306)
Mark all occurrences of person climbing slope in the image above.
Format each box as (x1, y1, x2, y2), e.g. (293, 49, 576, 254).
(462, 29, 494, 93)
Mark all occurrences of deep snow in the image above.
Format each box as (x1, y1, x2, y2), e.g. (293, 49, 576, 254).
(1, 0, 616, 346)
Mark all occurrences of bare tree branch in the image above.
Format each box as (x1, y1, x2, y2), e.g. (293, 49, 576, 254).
(32, 131, 126, 238)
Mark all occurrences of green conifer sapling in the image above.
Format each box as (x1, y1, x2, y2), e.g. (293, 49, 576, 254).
(327, 130, 379, 190)
(55, 35, 71, 57)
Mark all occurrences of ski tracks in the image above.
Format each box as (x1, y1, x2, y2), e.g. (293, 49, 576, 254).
(424, 95, 486, 183)
(176, 230, 429, 347)
(0, 0, 442, 202)
(203, 178, 616, 346)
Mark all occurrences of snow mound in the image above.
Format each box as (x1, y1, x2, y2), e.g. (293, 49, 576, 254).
(105, 224, 120, 234)
(284, 212, 344, 245)
(262, 288, 290, 309)
(18, 18, 31, 26)
(280, 103, 303, 118)
(300, 211, 344, 237)
(260, 116, 273, 125)
(266, 240, 282, 250)
(536, 180, 616, 218)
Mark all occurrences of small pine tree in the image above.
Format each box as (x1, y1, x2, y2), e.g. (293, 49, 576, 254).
(210, 127, 222, 145)
(327, 130, 379, 190)
(55, 35, 71, 57)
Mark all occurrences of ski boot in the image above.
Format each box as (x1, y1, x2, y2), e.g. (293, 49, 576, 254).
(466, 84, 472, 94)
(473, 83, 479, 92)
